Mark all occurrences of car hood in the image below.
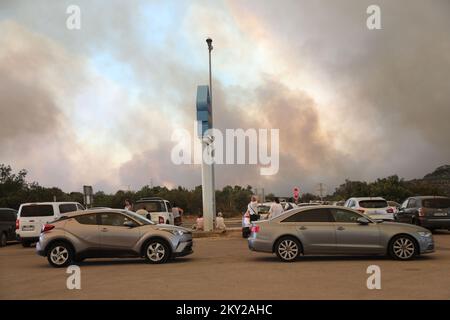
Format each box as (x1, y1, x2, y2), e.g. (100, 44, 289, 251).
(154, 224, 191, 233)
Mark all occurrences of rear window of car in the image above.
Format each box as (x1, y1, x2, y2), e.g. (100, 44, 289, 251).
(0, 210, 16, 221)
(282, 208, 333, 222)
(133, 202, 164, 212)
(257, 205, 270, 214)
(20, 205, 54, 217)
(359, 200, 388, 208)
(59, 204, 78, 214)
(422, 198, 450, 209)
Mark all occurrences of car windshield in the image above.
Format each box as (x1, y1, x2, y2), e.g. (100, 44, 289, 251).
(359, 200, 388, 208)
(258, 205, 271, 214)
(124, 211, 155, 225)
(20, 205, 54, 217)
(422, 198, 450, 209)
(133, 202, 164, 212)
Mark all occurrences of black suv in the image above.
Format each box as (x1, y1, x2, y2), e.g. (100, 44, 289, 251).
(396, 196, 450, 231)
(0, 208, 18, 247)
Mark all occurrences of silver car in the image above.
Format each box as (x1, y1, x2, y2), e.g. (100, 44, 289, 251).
(248, 206, 434, 262)
(36, 209, 193, 267)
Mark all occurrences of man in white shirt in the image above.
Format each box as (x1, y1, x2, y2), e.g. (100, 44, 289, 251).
(268, 198, 284, 219)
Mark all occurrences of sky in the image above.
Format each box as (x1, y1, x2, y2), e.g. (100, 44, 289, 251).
(1, 0, 449, 196)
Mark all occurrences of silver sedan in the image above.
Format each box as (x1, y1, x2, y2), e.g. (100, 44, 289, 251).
(36, 209, 193, 267)
(248, 205, 434, 262)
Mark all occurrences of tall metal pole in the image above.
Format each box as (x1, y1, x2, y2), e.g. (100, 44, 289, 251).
(206, 38, 213, 104)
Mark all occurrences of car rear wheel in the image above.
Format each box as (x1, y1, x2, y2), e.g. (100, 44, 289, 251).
(144, 239, 170, 264)
(389, 235, 418, 260)
(275, 237, 301, 262)
(47, 242, 74, 268)
(0, 232, 7, 247)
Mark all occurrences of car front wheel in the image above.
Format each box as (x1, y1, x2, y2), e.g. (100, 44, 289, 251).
(47, 242, 74, 267)
(389, 235, 418, 260)
(0, 232, 7, 247)
(275, 237, 301, 262)
(144, 240, 170, 264)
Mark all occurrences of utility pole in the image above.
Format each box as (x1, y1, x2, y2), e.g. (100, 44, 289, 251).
(317, 183, 326, 201)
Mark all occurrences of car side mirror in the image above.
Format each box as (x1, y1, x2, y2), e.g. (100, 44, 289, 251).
(357, 217, 370, 225)
(123, 220, 136, 228)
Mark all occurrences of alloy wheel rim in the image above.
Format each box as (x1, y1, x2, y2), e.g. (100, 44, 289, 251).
(278, 240, 298, 260)
(50, 246, 69, 265)
(393, 238, 415, 259)
(147, 242, 165, 261)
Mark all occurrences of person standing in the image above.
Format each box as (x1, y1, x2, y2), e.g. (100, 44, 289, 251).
(268, 197, 284, 219)
(247, 195, 259, 222)
(124, 199, 133, 211)
(172, 202, 184, 226)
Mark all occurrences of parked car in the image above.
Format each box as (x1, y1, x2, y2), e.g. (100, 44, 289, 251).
(248, 206, 434, 262)
(133, 197, 175, 225)
(16, 202, 85, 247)
(387, 201, 400, 214)
(396, 196, 450, 231)
(0, 208, 18, 247)
(344, 197, 394, 221)
(36, 209, 193, 267)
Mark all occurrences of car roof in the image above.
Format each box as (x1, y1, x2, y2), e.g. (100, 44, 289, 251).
(20, 202, 80, 206)
(61, 208, 128, 218)
(350, 197, 386, 201)
(409, 196, 450, 200)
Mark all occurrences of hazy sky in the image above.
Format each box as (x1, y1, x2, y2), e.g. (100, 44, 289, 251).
(1, 0, 449, 196)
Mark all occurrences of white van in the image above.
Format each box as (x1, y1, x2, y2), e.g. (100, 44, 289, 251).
(16, 202, 85, 247)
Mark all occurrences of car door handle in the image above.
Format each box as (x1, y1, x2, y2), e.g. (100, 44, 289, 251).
(101, 227, 108, 232)
(337, 226, 345, 231)
(299, 226, 307, 230)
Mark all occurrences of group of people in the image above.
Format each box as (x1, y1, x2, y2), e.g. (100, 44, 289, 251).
(242, 195, 285, 238)
(194, 212, 226, 231)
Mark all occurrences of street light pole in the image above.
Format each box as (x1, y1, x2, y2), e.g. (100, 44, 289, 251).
(206, 38, 213, 104)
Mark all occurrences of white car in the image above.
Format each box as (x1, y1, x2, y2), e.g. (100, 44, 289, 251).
(16, 202, 85, 247)
(133, 197, 175, 225)
(344, 197, 394, 221)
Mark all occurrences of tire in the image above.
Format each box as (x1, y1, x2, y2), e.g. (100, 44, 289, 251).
(166, 220, 170, 225)
(0, 232, 7, 247)
(21, 240, 32, 248)
(144, 239, 170, 264)
(146, 214, 151, 220)
(275, 236, 301, 262)
(389, 235, 418, 260)
(46, 242, 74, 268)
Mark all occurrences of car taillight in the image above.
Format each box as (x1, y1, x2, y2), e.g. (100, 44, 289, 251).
(251, 225, 260, 233)
(158, 216, 164, 224)
(418, 208, 425, 217)
(357, 209, 365, 214)
(386, 208, 394, 213)
(41, 224, 55, 233)
(16, 219, 19, 230)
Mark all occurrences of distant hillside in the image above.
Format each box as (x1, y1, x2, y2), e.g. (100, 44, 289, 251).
(423, 165, 450, 180)
(408, 165, 450, 197)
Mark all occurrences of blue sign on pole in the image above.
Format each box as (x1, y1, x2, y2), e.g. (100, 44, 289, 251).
(196, 85, 212, 138)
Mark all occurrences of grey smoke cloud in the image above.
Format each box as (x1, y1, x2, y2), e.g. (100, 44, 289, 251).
(0, 0, 449, 196)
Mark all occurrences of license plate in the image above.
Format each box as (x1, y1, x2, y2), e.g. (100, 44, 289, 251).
(434, 212, 448, 216)
(22, 226, 34, 231)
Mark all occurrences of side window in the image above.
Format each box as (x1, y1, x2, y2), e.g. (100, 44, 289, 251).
(331, 209, 362, 223)
(407, 199, 417, 209)
(76, 204, 85, 210)
(99, 213, 133, 227)
(59, 204, 78, 214)
(282, 209, 332, 223)
(75, 214, 98, 225)
(400, 199, 408, 209)
(166, 202, 172, 212)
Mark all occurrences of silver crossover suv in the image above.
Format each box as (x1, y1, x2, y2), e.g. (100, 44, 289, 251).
(248, 206, 434, 262)
(36, 209, 193, 267)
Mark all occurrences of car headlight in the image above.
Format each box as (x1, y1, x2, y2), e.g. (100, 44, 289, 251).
(418, 231, 432, 238)
(159, 228, 184, 236)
